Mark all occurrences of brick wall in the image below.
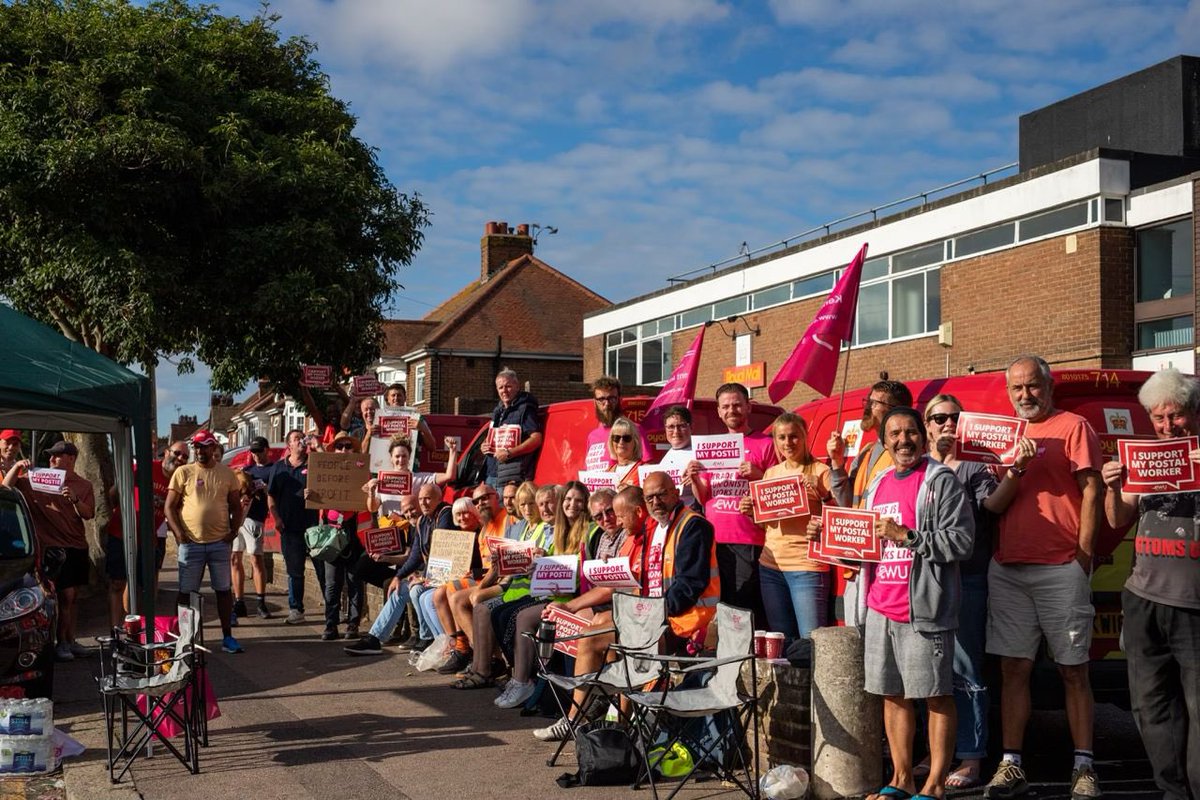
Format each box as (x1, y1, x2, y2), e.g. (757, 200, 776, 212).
(1194, 178, 1200, 374)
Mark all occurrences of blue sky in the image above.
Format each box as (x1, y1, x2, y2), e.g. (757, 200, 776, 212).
(156, 0, 1200, 433)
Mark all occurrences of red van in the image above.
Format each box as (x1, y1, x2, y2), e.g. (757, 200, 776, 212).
(795, 367, 1154, 707)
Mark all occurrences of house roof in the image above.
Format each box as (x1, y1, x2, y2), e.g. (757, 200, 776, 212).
(381, 320, 439, 356)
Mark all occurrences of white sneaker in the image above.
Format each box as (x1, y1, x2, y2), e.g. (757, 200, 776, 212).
(54, 642, 74, 662)
(532, 717, 571, 742)
(495, 680, 536, 709)
(285, 609, 305, 625)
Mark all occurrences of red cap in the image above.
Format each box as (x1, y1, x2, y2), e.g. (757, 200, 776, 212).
(190, 430, 218, 447)
(0, 430, 20, 442)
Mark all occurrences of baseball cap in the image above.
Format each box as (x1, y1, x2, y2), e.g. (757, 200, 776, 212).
(249, 436, 269, 453)
(0, 430, 20, 442)
(190, 430, 218, 447)
(45, 440, 78, 457)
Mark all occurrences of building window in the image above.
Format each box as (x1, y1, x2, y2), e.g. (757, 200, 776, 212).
(1137, 219, 1193, 302)
(413, 363, 426, 404)
(283, 401, 305, 435)
(1138, 316, 1194, 350)
(954, 221, 1016, 259)
(1019, 202, 1089, 241)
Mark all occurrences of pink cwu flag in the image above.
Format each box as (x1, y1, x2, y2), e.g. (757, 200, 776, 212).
(643, 325, 706, 431)
(768, 243, 869, 402)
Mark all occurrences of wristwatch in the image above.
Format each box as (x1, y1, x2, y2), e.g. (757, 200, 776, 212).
(1009, 465, 1027, 477)
(903, 528, 917, 547)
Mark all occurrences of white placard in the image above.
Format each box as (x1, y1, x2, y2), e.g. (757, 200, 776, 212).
(28, 468, 66, 494)
(578, 470, 618, 493)
(581, 556, 640, 589)
(692, 433, 745, 469)
(530, 555, 579, 597)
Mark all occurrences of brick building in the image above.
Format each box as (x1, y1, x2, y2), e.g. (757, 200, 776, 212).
(383, 222, 610, 415)
(583, 56, 1200, 408)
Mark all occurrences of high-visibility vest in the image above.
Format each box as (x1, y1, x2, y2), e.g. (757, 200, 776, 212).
(660, 506, 721, 639)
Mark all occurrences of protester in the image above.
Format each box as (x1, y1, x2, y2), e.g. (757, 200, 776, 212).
(584, 376, 652, 471)
(363, 436, 458, 523)
(606, 416, 645, 487)
(985, 355, 1104, 800)
(233, 436, 273, 621)
(480, 369, 542, 487)
(922, 394, 1033, 788)
(740, 412, 832, 642)
(583, 487, 622, 563)
(266, 429, 320, 625)
(4, 440, 96, 661)
(658, 405, 702, 510)
(693, 382, 777, 620)
(501, 481, 522, 537)
(164, 430, 245, 654)
(859, 407, 974, 800)
(1101, 367, 1200, 800)
(342, 396, 379, 442)
(382, 382, 437, 453)
(413, 497, 482, 658)
(311, 431, 366, 641)
(0, 430, 24, 475)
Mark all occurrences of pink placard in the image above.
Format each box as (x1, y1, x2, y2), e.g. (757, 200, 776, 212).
(377, 471, 413, 496)
(955, 412, 1027, 465)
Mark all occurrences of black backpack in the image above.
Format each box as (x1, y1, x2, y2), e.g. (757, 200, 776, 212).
(556, 725, 642, 787)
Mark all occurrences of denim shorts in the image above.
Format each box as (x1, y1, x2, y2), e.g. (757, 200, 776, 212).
(177, 540, 233, 593)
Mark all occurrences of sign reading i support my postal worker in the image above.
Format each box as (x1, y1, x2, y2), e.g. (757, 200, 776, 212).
(1118, 436, 1200, 494)
(692, 433, 745, 469)
(955, 412, 1027, 466)
(819, 507, 883, 562)
(750, 475, 810, 524)
(299, 364, 333, 388)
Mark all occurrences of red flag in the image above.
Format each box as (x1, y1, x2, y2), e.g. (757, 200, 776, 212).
(643, 325, 706, 431)
(768, 243, 869, 402)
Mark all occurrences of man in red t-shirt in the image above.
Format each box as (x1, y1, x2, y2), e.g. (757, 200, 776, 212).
(984, 356, 1104, 800)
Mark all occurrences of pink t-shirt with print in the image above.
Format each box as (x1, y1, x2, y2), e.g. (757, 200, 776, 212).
(703, 432, 778, 546)
(866, 459, 927, 623)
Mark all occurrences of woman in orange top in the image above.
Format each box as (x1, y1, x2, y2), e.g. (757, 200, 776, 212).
(740, 412, 832, 643)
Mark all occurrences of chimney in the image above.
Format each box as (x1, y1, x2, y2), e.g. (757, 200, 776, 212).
(480, 220, 533, 282)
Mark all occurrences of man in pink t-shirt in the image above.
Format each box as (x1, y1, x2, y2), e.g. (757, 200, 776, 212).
(694, 382, 778, 621)
(984, 355, 1104, 800)
(584, 376, 652, 471)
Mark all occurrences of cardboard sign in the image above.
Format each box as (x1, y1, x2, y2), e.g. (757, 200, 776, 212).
(363, 526, 404, 556)
(376, 471, 413, 496)
(819, 507, 883, 562)
(840, 419, 864, 459)
(581, 556, 640, 589)
(544, 605, 589, 658)
(578, 470, 618, 493)
(303, 452, 370, 511)
(530, 555, 579, 597)
(750, 475, 810, 523)
(300, 364, 333, 388)
(488, 424, 522, 450)
(487, 536, 536, 576)
(425, 528, 477, 583)
(1118, 436, 1200, 494)
(350, 374, 383, 397)
(27, 468, 66, 494)
(955, 412, 1028, 465)
(692, 433, 745, 469)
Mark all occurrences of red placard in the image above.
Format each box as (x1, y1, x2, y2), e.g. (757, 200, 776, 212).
(1118, 436, 1200, 494)
(486, 537, 536, 576)
(300, 364, 333, 388)
(488, 424, 521, 450)
(954, 412, 1027, 465)
(806, 534, 860, 570)
(544, 605, 589, 658)
(377, 471, 413, 496)
(363, 526, 404, 556)
(750, 475, 810, 524)
(377, 415, 413, 438)
(351, 374, 383, 397)
(819, 507, 882, 562)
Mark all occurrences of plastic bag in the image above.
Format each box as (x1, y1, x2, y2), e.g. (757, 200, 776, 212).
(414, 634, 451, 672)
(760, 764, 809, 800)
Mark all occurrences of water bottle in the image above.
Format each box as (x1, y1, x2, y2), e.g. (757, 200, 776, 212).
(536, 619, 556, 662)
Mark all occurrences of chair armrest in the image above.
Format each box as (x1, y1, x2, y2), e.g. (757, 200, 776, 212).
(520, 626, 616, 644)
(677, 653, 752, 673)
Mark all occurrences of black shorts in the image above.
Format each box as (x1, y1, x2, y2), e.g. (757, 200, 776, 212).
(55, 546, 91, 589)
(104, 536, 166, 580)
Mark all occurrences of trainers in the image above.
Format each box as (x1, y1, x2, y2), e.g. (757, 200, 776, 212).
(985, 760, 1030, 800)
(257, 603, 272, 619)
(285, 609, 305, 625)
(321, 628, 339, 641)
(533, 717, 571, 742)
(344, 624, 359, 639)
(233, 599, 248, 618)
(495, 679, 536, 709)
(344, 635, 384, 656)
(1070, 765, 1102, 800)
(396, 635, 423, 652)
(67, 640, 90, 657)
(221, 635, 244, 654)
(230, 611, 239, 627)
(54, 642, 74, 662)
(411, 638, 434, 652)
(436, 649, 472, 675)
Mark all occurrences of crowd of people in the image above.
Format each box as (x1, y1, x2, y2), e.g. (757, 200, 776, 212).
(2, 358, 1196, 800)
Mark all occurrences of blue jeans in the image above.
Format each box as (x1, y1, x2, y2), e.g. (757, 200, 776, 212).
(953, 572, 989, 760)
(415, 584, 444, 638)
(369, 583, 411, 641)
(177, 540, 233, 594)
(279, 530, 308, 612)
(760, 566, 829, 643)
(323, 560, 363, 631)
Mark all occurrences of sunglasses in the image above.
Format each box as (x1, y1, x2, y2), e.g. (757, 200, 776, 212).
(471, 495, 495, 505)
(927, 412, 962, 425)
(863, 397, 895, 410)
(333, 443, 355, 451)
(610, 434, 633, 444)
(169, 450, 188, 458)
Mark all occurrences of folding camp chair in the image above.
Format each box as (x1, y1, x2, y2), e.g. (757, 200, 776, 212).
(530, 592, 667, 768)
(624, 603, 760, 800)
(97, 603, 204, 782)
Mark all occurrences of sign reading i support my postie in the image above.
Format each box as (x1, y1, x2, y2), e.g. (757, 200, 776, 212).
(691, 433, 745, 469)
(750, 475, 810, 523)
(1118, 436, 1200, 494)
(819, 507, 882, 562)
(954, 412, 1027, 466)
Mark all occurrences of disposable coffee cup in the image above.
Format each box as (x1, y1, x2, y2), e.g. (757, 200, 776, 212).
(763, 632, 785, 660)
(753, 630, 767, 658)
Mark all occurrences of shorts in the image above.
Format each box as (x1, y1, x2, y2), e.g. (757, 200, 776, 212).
(55, 547, 91, 590)
(177, 540, 233, 594)
(864, 607, 954, 698)
(104, 536, 166, 580)
(986, 559, 1093, 665)
(232, 518, 265, 555)
(443, 577, 478, 595)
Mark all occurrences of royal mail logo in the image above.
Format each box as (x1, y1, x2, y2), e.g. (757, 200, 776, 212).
(1109, 414, 1128, 431)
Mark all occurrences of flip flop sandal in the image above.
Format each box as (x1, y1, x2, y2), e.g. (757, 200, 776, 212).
(451, 670, 494, 690)
(945, 766, 982, 789)
(869, 786, 913, 800)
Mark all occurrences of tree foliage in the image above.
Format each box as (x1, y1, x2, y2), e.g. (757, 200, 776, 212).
(0, 0, 429, 394)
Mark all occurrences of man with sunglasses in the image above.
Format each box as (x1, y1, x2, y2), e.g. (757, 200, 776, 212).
(233, 436, 274, 620)
(585, 376, 652, 472)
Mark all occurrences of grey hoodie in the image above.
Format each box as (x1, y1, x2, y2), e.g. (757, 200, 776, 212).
(859, 456, 975, 633)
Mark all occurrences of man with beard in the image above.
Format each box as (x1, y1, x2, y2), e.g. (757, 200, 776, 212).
(830, 378, 914, 508)
(481, 369, 542, 487)
(165, 430, 245, 654)
(984, 355, 1103, 800)
(585, 376, 652, 472)
(267, 429, 320, 624)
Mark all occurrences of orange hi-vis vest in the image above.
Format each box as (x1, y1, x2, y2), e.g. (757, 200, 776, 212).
(661, 506, 721, 639)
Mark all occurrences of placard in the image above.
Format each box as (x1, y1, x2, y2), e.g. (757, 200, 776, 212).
(707, 469, 749, 498)
(819, 507, 883, 562)
(487, 536, 536, 576)
(425, 528, 477, 583)
(639, 463, 683, 488)
(350, 374, 383, 397)
(530, 555, 579, 597)
(378, 415, 414, 438)
(369, 411, 419, 473)
(27, 468, 66, 494)
(750, 475, 810, 524)
(581, 556, 641, 589)
(840, 419, 864, 459)
(955, 412, 1027, 466)
(376, 471, 413, 496)
(806, 535, 861, 571)
(363, 526, 404, 556)
(488, 424, 522, 451)
(578, 470, 618, 493)
(692, 433, 745, 469)
(303, 452, 370, 511)
(1118, 436, 1200, 494)
(300, 364, 332, 388)
(544, 605, 589, 657)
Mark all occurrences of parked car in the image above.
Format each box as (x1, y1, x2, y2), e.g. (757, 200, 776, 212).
(0, 486, 56, 699)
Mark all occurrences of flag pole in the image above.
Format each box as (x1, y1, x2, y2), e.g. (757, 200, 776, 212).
(833, 337, 853, 433)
